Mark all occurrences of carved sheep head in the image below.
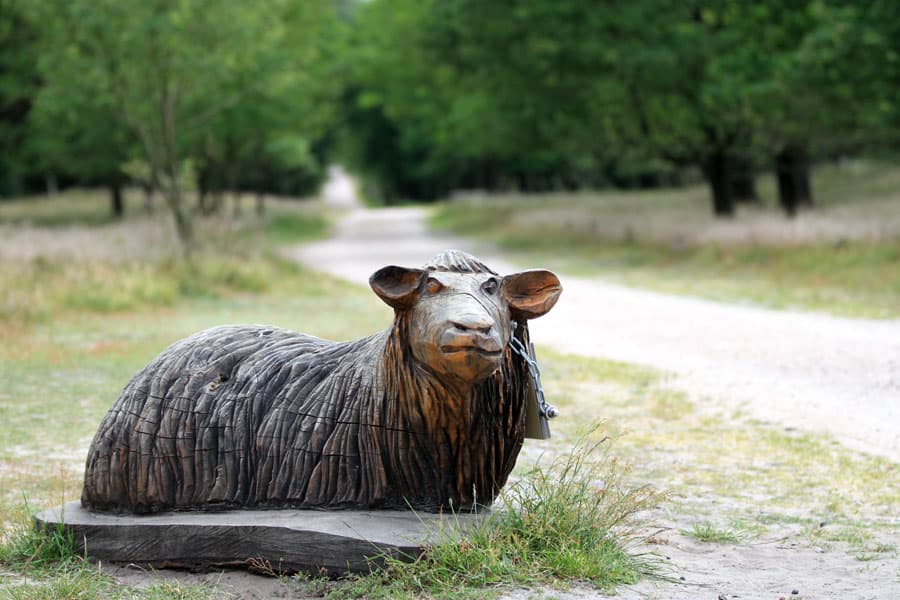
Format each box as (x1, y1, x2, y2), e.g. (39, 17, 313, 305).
(370, 250, 561, 384)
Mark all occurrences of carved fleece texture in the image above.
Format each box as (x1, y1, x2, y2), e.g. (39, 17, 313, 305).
(82, 261, 531, 514)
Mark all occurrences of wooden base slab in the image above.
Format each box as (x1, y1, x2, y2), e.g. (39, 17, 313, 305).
(34, 501, 484, 575)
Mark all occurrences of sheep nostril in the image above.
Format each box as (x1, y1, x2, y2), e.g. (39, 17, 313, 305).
(451, 320, 492, 334)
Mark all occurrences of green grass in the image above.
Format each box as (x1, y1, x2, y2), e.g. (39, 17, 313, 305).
(0, 188, 330, 231)
(333, 433, 664, 599)
(809, 522, 898, 561)
(684, 521, 746, 544)
(430, 161, 900, 318)
(263, 211, 330, 244)
(0, 569, 226, 600)
(0, 515, 82, 571)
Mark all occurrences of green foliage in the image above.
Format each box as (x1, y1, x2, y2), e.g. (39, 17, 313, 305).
(334, 434, 663, 599)
(0, 520, 81, 571)
(6, 0, 340, 246)
(6, 0, 898, 214)
(0, 0, 42, 197)
(337, 0, 899, 212)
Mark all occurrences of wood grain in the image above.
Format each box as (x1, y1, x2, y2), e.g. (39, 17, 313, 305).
(82, 250, 559, 514)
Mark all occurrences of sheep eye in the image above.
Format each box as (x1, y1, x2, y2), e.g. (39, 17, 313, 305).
(426, 277, 443, 294)
(482, 277, 499, 295)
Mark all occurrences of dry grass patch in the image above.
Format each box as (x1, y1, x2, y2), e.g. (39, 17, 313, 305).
(0, 191, 329, 325)
(539, 349, 900, 559)
(431, 161, 900, 318)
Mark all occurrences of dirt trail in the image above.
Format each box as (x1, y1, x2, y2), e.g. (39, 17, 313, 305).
(294, 170, 900, 463)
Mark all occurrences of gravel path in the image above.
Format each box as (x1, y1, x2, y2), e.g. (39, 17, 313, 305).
(293, 173, 900, 463)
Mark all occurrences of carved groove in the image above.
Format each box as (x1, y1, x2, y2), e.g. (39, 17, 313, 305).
(81, 251, 549, 514)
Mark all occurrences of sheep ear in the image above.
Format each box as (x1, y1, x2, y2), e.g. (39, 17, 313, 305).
(370, 266, 426, 309)
(502, 270, 562, 319)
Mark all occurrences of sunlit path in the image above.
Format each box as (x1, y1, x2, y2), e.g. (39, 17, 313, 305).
(320, 165, 362, 210)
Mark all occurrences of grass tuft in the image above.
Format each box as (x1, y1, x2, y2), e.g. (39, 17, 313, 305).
(333, 431, 664, 599)
(684, 521, 745, 544)
(138, 580, 228, 600)
(0, 568, 115, 600)
(0, 521, 82, 571)
(0, 514, 228, 600)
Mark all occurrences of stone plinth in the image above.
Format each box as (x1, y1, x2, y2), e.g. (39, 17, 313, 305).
(35, 501, 484, 575)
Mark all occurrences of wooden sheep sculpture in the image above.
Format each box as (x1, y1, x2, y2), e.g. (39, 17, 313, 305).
(81, 250, 561, 514)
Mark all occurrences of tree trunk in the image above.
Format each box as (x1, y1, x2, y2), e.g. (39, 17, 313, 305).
(227, 164, 241, 217)
(109, 180, 124, 219)
(196, 169, 208, 215)
(210, 190, 222, 214)
(730, 156, 758, 204)
(795, 151, 813, 208)
(703, 149, 734, 217)
(481, 157, 501, 190)
(45, 174, 58, 196)
(775, 145, 814, 217)
(141, 183, 155, 213)
(165, 181, 194, 256)
(255, 192, 265, 217)
(160, 157, 193, 254)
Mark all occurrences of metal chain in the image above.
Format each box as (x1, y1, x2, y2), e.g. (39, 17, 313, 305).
(509, 322, 559, 419)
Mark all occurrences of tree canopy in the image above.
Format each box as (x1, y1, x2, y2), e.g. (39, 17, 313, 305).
(2, 0, 897, 226)
(340, 0, 899, 213)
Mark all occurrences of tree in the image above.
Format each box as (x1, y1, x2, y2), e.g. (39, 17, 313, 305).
(34, 0, 335, 253)
(786, 1, 900, 153)
(726, 2, 822, 215)
(194, 0, 339, 215)
(343, 0, 897, 215)
(346, 0, 771, 213)
(28, 46, 134, 218)
(0, 0, 40, 197)
(345, 0, 636, 200)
